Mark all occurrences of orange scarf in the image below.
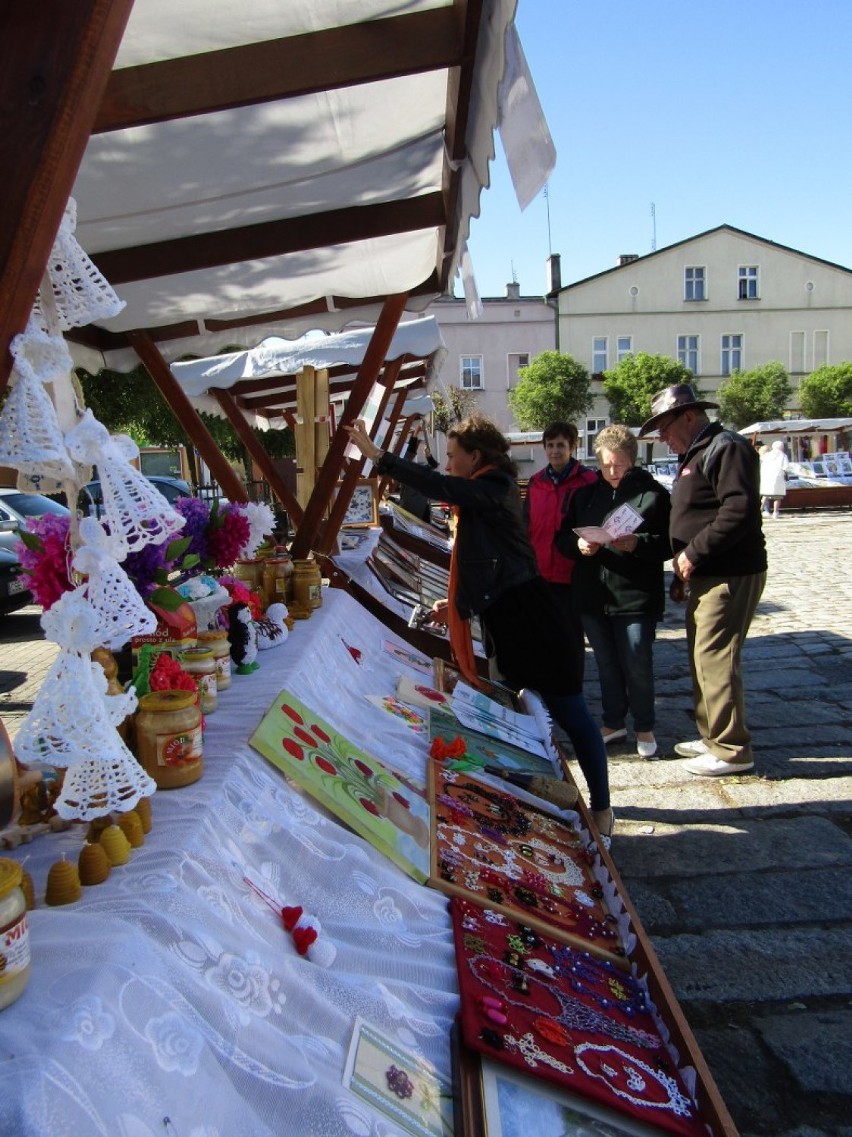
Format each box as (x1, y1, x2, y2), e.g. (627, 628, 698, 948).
(447, 465, 497, 690)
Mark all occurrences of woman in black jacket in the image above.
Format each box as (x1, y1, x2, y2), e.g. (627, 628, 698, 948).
(557, 424, 671, 759)
(345, 414, 613, 842)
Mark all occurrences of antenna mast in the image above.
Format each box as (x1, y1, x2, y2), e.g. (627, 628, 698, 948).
(544, 183, 553, 255)
(650, 202, 657, 252)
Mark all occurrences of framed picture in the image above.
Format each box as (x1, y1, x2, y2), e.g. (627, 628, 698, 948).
(453, 1044, 668, 1137)
(337, 478, 380, 527)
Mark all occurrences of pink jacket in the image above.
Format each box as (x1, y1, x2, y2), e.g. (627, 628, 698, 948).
(525, 461, 597, 584)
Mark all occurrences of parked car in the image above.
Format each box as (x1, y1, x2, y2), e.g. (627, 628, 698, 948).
(0, 547, 30, 615)
(0, 487, 71, 615)
(80, 474, 193, 514)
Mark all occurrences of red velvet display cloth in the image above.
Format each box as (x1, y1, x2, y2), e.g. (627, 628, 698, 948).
(451, 899, 709, 1137)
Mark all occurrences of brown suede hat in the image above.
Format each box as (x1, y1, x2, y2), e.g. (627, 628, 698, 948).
(639, 383, 719, 436)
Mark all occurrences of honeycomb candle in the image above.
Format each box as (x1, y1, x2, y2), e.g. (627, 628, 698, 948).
(45, 855, 82, 906)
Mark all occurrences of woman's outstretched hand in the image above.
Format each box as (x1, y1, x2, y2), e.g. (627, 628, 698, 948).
(343, 419, 380, 461)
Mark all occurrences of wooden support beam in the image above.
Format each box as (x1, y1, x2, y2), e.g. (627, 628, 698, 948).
(211, 388, 304, 526)
(127, 331, 249, 505)
(290, 293, 409, 559)
(316, 361, 402, 557)
(0, 0, 135, 392)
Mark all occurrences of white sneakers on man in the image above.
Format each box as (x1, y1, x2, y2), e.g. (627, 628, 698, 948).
(683, 752, 754, 777)
(673, 738, 709, 758)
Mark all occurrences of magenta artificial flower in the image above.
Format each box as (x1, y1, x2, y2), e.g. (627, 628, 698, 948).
(16, 514, 74, 610)
(206, 504, 250, 570)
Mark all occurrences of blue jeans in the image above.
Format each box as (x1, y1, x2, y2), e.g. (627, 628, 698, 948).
(582, 613, 657, 734)
(539, 690, 610, 813)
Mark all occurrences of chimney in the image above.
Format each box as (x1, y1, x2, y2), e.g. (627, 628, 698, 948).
(547, 253, 562, 294)
(618, 254, 639, 266)
(505, 281, 520, 300)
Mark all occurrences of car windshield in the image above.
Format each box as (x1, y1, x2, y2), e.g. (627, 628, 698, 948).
(1, 493, 69, 518)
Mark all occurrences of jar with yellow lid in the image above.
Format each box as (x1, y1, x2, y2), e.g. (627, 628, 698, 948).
(178, 647, 218, 713)
(292, 558, 322, 611)
(0, 858, 31, 1010)
(197, 629, 231, 690)
(134, 691, 203, 788)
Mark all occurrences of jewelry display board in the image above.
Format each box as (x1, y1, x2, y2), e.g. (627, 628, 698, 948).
(428, 765, 629, 965)
(450, 900, 707, 1137)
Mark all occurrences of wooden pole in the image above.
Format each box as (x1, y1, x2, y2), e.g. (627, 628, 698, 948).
(290, 292, 408, 558)
(0, 1, 135, 391)
(211, 388, 304, 525)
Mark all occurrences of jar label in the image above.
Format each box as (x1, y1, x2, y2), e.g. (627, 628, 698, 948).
(0, 911, 30, 980)
(213, 656, 231, 683)
(154, 725, 203, 769)
(197, 673, 217, 707)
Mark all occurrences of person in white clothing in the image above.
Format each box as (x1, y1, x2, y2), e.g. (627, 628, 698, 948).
(759, 440, 789, 518)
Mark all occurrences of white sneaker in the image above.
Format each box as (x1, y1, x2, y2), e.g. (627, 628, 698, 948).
(673, 738, 709, 758)
(683, 753, 754, 777)
(636, 734, 658, 759)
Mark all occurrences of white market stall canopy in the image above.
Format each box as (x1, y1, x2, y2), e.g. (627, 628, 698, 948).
(170, 318, 446, 428)
(56, 0, 521, 372)
(0, 0, 547, 553)
(740, 418, 852, 435)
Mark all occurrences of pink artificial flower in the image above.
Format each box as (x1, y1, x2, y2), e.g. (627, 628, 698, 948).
(16, 515, 74, 610)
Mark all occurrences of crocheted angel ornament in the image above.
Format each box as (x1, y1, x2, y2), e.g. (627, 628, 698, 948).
(73, 516, 158, 649)
(65, 410, 185, 553)
(0, 318, 79, 486)
(14, 589, 155, 820)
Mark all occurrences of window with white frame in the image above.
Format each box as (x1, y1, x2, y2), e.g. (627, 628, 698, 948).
(592, 337, 608, 373)
(789, 331, 805, 374)
(585, 419, 607, 457)
(506, 352, 530, 389)
(684, 266, 706, 301)
(738, 265, 759, 300)
(721, 334, 743, 376)
(616, 335, 633, 362)
(460, 355, 483, 389)
(677, 334, 699, 374)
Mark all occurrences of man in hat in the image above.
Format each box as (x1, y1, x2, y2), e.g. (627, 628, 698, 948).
(640, 384, 766, 775)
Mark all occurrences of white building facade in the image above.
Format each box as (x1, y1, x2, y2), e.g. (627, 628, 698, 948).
(556, 225, 852, 429)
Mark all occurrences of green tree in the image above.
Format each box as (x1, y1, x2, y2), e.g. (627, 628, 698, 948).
(602, 353, 695, 426)
(506, 351, 592, 430)
(431, 385, 478, 434)
(797, 362, 852, 418)
(716, 361, 792, 429)
(77, 363, 294, 483)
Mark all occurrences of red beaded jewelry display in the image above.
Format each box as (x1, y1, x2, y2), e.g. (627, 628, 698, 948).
(428, 765, 627, 964)
(451, 900, 707, 1137)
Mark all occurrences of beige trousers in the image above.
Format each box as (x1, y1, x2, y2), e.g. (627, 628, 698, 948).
(686, 572, 766, 763)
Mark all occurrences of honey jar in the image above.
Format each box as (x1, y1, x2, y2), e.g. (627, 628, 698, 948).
(0, 858, 31, 1010)
(196, 629, 231, 691)
(292, 558, 322, 610)
(178, 647, 218, 713)
(262, 554, 294, 608)
(134, 691, 203, 789)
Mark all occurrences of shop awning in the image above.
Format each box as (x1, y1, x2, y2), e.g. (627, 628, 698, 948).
(740, 418, 852, 435)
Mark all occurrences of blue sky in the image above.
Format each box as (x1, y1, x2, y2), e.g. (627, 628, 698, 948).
(465, 0, 852, 297)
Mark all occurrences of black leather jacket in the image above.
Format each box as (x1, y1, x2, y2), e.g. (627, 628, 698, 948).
(376, 452, 538, 618)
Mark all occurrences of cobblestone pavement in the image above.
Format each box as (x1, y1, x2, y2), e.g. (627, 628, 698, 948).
(1, 510, 850, 1136)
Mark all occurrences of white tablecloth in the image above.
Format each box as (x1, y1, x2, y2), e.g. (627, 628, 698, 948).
(0, 590, 459, 1137)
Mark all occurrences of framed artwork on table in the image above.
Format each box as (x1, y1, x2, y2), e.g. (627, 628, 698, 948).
(337, 478, 380, 527)
(453, 1041, 672, 1137)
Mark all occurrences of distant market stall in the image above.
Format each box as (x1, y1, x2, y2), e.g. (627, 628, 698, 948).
(740, 418, 852, 509)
